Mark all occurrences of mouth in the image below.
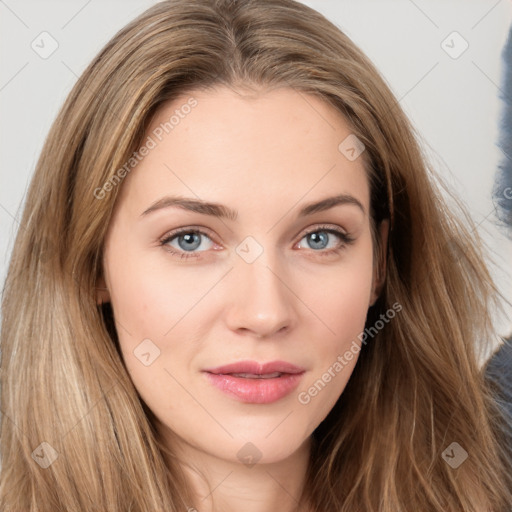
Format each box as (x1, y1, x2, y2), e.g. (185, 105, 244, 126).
(227, 371, 283, 379)
(202, 360, 305, 404)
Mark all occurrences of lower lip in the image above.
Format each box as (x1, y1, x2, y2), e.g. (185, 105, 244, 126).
(204, 372, 304, 404)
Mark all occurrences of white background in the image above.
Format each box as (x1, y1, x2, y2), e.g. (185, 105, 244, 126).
(1, 0, 511, 339)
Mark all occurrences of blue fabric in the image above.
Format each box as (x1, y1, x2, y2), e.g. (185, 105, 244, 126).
(487, 22, 512, 484)
(485, 337, 512, 424)
(493, 24, 512, 231)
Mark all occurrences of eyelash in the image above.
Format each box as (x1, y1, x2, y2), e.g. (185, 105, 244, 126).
(159, 224, 355, 260)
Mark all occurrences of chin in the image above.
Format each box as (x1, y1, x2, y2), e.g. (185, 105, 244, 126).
(220, 431, 311, 467)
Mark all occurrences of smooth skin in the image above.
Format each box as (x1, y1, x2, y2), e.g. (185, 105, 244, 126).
(98, 85, 388, 512)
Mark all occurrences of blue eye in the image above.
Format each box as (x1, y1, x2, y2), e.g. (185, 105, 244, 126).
(160, 229, 214, 259)
(300, 230, 336, 250)
(297, 227, 354, 255)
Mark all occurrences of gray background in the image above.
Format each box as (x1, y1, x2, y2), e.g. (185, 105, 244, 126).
(1, 0, 511, 345)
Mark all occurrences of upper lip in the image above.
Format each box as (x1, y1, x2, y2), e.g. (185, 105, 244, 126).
(203, 360, 305, 375)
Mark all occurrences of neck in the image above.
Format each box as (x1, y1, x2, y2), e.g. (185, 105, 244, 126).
(166, 435, 313, 512)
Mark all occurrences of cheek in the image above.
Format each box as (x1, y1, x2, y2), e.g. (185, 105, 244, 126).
(102, 240, 230, 392)
(293, 243, 374, 420)
(299, 242, 375, 343)
(103, 249, 205, 420)
(104, 244, 213, 340)
(317, 261, 373, 326)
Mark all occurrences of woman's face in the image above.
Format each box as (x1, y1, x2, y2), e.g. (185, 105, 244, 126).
(101, 85, 384, 466)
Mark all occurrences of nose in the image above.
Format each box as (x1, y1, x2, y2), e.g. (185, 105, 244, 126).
(224, 252, 297, 339)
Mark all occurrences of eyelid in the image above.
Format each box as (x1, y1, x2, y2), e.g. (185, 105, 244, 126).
(298, 223, 349, 238)
(160, 225, 218, 244)
(159, 222, 353, 258)
(160, 223, 349, 243)
(295, 223, 354, 251)
(158, 226, 220, 260)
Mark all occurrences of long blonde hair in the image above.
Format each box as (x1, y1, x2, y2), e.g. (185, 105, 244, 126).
(1, 0, 511, 510)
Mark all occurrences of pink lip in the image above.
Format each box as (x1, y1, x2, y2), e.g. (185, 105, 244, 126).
(203, 360, 305, 404)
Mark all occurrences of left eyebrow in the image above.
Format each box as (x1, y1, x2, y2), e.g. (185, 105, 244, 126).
(297, 194, 365, 217)
(139, 193, 365, 220)
(140, 196, 239, 221)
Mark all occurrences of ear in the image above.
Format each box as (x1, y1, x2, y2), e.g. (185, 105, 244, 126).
(96, 273, 110, 305)
(369, 219, 389, 306)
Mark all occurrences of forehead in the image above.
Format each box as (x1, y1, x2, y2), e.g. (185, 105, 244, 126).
(115, 86, 370, 220)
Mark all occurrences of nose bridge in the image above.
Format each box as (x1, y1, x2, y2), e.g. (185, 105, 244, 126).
(226, 239, 296, 337)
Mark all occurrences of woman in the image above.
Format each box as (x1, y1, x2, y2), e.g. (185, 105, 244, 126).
(1, 0, 511, 510)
